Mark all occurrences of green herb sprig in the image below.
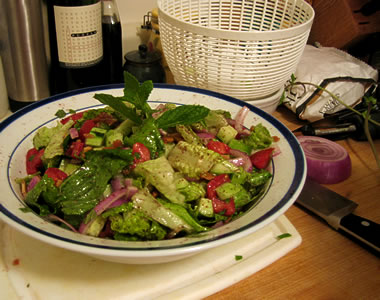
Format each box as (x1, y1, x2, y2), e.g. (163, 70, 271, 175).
(94, 71, 210, 129)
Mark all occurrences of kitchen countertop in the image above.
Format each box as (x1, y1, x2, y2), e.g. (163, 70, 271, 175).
(205, 106, 380, 299)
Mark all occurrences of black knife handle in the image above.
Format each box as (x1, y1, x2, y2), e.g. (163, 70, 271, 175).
(339, 213, 380, 256)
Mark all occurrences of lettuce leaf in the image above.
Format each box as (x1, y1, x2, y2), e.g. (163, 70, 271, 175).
(242, 123, 273, 150)
(25, 175, 59, 216)
(33, 122, 62, 150)
(124, 118, 164, 158)
(59, 150, 132, 215)
(132, 188, 193, 233)
(110, 209, 167, 240)
(159, 201, 208, 233)
(42, 120, 74, 164)
(134, 156, 186, 205)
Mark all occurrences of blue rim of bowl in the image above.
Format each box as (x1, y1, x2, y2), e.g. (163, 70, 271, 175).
(0, 83, 305, 252)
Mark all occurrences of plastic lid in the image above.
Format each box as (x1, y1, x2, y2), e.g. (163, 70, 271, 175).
(124, 44, 162, 64)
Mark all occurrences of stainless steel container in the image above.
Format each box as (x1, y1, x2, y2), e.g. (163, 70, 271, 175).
(0, 0, 50, 111)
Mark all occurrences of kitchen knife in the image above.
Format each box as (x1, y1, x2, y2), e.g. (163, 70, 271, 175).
(296, 178, 380, 256)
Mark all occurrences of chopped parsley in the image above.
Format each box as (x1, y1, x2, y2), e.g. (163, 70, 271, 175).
(277, 233, 292, 240)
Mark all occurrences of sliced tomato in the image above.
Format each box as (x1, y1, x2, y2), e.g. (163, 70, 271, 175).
(45, 168, 68, 185)
(250, 148, 274, 169)
(207, 174, 236, 216)
(103, 139, 124, 150)
(132, 142, 151, 164)
(79, 119, 96, 141)
(66, 139, 84, 158)
(212, 197, 227, 214)
(206, 140, 230, 155)
(207, 174, 230, 200)
(26, 148, 45, 175)
(60, 112, 84, 125)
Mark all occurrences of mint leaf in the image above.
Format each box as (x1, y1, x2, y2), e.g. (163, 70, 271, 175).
(156, 105, 210, 129)
(55, 109, 67, 118)
(137, 80, 154, 114)
(93, 93, 142, 124)
(123, 72, 153, 114)
(123, 71, 140, 99)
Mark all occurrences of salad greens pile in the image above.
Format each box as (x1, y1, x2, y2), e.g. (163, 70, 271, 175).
(18, 72, 277, 241)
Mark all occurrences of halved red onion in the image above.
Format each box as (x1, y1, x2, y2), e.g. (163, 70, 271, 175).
(229, 148, 252, 172)
(297, 136, 351, 184)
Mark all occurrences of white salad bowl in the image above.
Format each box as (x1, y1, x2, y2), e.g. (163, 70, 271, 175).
(0, 84, 306, 264)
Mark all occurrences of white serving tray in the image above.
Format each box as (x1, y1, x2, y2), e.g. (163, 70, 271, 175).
(0, 214, 300, 300)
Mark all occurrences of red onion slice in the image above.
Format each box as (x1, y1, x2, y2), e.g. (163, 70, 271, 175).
(196, 132, 216, 145)
(229, 148, 253, 172)
(108, 186, 138, 209)
(234, 106, 249, 132)
(297, 136, 351, 184)
(94, 188, 128, 215)
(124, 178, 133, 187)
(27, 175, 41, 192)
(196, 132, 215, 139)
(69, 128, 79, 139)
(111, 174, 125, 191)
(227, 111, 251, 136)
(107, 196, 129, 209)
(78, 218, 94, 234)
(46, 214, 78, 233)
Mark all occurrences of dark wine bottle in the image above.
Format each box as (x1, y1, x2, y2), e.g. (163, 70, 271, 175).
(101, 0, 123, 84)
(47, 0, 104, 94)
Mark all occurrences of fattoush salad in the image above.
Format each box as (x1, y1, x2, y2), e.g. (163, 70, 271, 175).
(17, 72, 279, 241)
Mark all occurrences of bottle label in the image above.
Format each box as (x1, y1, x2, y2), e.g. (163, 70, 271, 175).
(54, 3, 102, 68)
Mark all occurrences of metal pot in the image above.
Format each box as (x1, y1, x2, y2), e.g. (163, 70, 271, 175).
(123, 44, 166, 83)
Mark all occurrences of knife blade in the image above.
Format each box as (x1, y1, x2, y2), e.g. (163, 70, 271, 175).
(296, 178, 380, 256)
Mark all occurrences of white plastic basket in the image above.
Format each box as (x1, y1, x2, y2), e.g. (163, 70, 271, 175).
(158, 0, 314, 100)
